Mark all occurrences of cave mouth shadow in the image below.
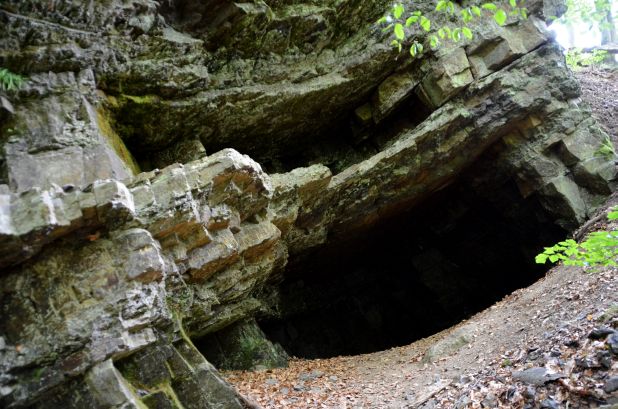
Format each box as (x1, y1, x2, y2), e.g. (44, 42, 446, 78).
(115, 84, 433, 175)
(258, 174, 567, 360)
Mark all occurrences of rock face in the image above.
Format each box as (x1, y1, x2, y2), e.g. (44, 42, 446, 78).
(0, 0, 616, 407)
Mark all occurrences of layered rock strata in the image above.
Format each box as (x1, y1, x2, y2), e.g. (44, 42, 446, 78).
(0, 0, 616, 407)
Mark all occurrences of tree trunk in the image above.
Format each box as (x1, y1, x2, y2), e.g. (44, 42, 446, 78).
(597, 1, 616, 62)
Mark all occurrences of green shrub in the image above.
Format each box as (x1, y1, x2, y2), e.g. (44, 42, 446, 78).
(565, 48, 609, 71)
(536, 209, 618, 267)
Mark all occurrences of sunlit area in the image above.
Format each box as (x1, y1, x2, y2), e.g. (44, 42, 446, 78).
(549, 0, 618, 62)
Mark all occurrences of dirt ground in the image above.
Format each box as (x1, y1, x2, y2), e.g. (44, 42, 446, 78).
(223, 68, 618, 408)
(575, 67, 618, 142)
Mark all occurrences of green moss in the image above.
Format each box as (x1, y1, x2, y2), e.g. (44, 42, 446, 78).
(96, 107, 141, 175)
(117, 360, 139, 384)
(32, 367, 44, 381)
(122, 94, 161, 105)
(141, 383, 186, 409)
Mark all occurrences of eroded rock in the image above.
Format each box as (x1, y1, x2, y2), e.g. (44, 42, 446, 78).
(0, 0, 616, 407)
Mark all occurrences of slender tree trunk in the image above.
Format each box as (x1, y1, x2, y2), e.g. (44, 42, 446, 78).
(594, 0, 616, 63)
(567, 22, 576, 48)
(599, 7, 616, 45)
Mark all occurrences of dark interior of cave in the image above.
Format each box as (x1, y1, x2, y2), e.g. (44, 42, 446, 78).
(257, 168, 568, 359)
(257, 92, 433, 174)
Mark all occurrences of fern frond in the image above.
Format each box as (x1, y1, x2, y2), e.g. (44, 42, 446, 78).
(0, 68, 25, 91)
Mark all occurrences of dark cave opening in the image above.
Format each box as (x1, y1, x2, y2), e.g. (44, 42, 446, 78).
(256, 92, 433, 174)
(258, 172, 568, 359)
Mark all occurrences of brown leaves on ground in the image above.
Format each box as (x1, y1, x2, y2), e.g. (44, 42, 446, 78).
(575, 67, 618, 142)
(224, 356, 391, 408)
(224, 267, 617, 408)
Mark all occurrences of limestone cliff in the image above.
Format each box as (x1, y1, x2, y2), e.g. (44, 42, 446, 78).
(0, 0, 616, 407)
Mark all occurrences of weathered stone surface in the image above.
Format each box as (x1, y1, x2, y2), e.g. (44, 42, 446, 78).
(85, 360, 142, 408)
(0, 0, 616, 407)
(0, 150, 277, 407)
(372, 68, 420, 122)
(275, 44, 617, 253)
(418, 47, 474, 108)
(196, 318, 289, 370)
(116, 340, 250, 409)
(467, 17, 548, 79)
(0, 71, 139, 193)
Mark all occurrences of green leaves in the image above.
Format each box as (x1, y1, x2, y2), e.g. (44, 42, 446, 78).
(452, 27, 462, 42)
(494, 9, 507, 25)
(420, 16, 431, 31)
(391, 39, 403, 52)
(405, 16, 419, 26)
(566, 48, 609, 71)
(381, 23, 394, 33)
(394, 23, 405, 40)
(462, 26, 473, 39)
(410, 42, 423, 57)
(535, 253, 549, 264)
(393, 3, 405, 19)
(0, 68, 24, 92)
(376, 0, 529, 59)
(536, 209, 618, 268)
(558, 0, 613, 28)
(461, 8, 473, 23)
(429, 35, 440, 48)
(436, 0, 455, 13)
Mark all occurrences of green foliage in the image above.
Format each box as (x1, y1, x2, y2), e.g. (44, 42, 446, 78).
(0, 68, 24, 91)
(595, 136, 616, 158)
(565, 48, 610, 70)
(553, 0, 616, 30)
(494, 9, 508, 25)
(536, 209, 618, 267)
(377, 1, 528, 58)
(501, 358, 513, 367)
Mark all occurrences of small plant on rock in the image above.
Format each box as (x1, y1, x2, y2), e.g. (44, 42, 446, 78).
(0, 68, 24, 91)
(596, 136, 616, 158)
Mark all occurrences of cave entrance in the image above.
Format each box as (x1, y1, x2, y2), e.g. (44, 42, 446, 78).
(258, 170, 567, 359)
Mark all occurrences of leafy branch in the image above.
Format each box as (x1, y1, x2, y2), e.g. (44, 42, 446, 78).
(550, 0, 616, 30)
(536, 209, 618, 267)
(377, 1, 529, 57)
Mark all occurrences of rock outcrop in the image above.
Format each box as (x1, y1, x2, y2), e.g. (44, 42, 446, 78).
(0, 0, 616, 407)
